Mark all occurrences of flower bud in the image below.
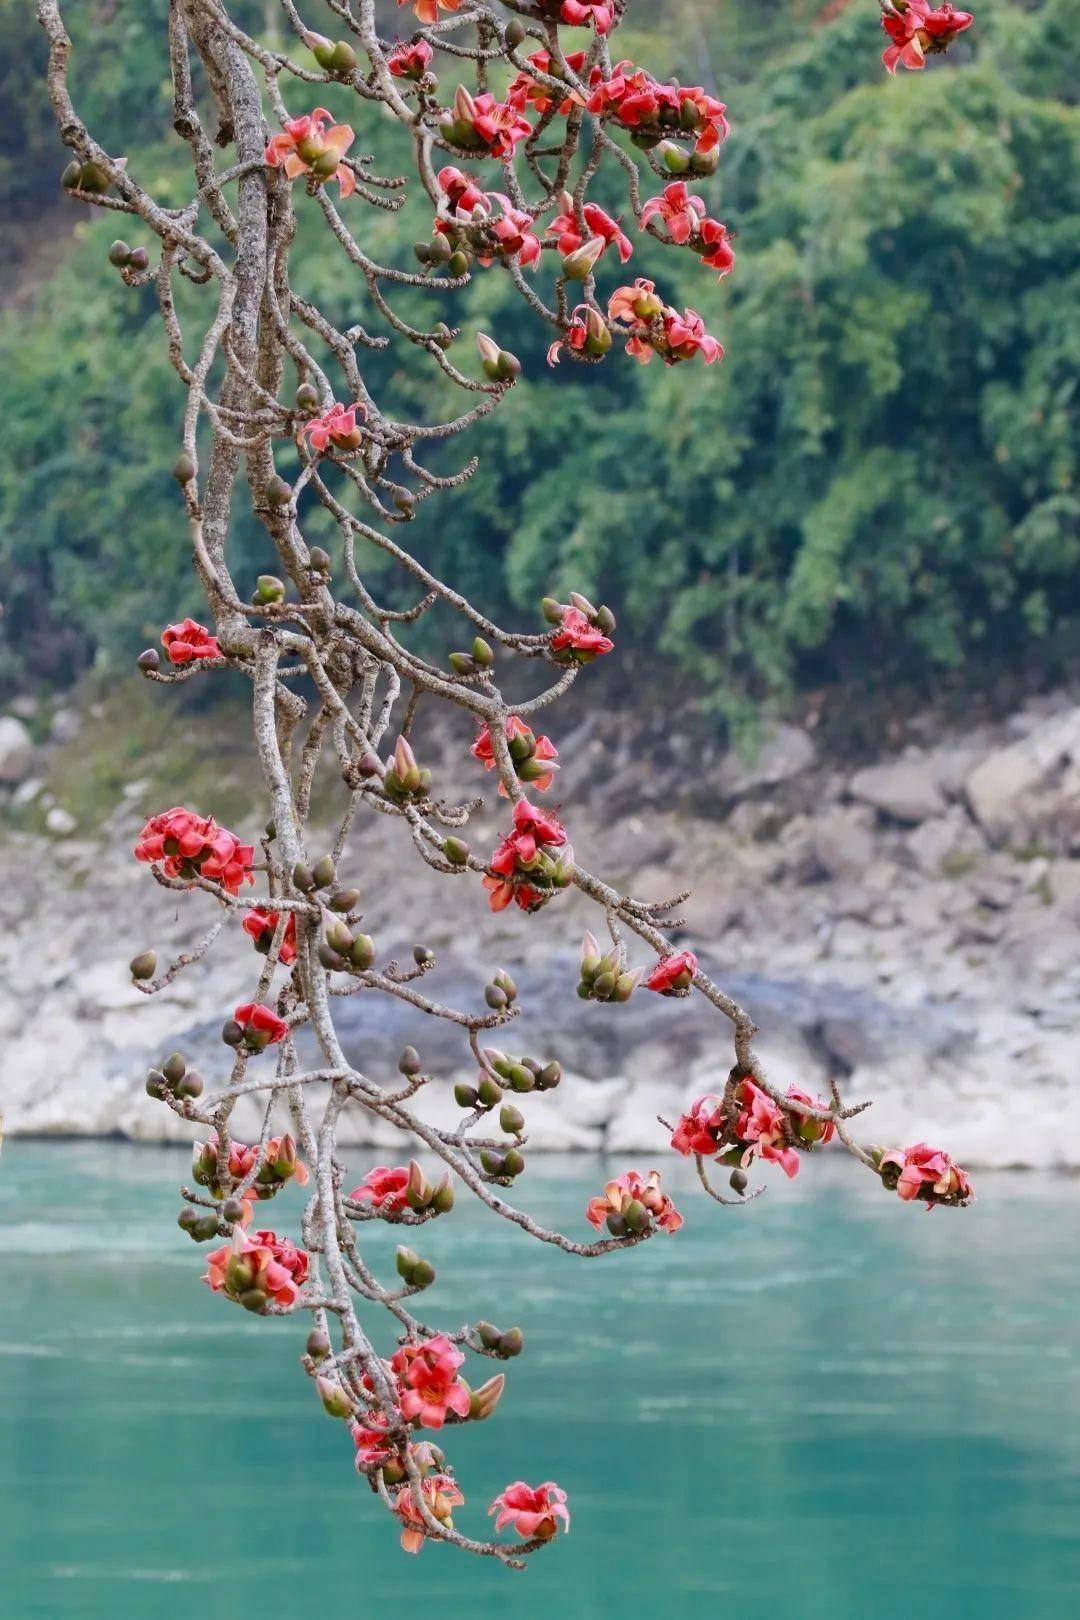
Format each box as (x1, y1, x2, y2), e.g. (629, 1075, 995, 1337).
(499, 1103, 525, 1135)
(178, 1205, 199, 1232)
(480, 1149, 505, 1176)
(317, 1375, 355, 1418)
(306, 1328, 331, 1360)
(396, 1246, 420, 1280)
(136, 648, 161, 674)
(492, 970, 517, 1003)
(729, 1168, 748, 1195)
(108, 239, 131, 267)
(329, 888, 360, 912)
(399, 1045, 422, 1076)
(295, 382, 320, 413)
(446, 249, 470, 277)
(476, 1076, 503, 1109)
(449, 652, 478, 676)
(453, 83, 477, 123)
(162, 1052, 186, 1086)
(406, 1160, 432, 1210)
(129, 950, 157, 981)
(410, 1259, 435, 1289)
(690, 144, 719, 176)
(293, 862, 316, 892)
(592, 970, 616, 1000)
(61, 160, 81, 190)
(471, 636, 495, 668)
(606, 1211, 628, 1236)
(595, 604, 617, 634)
(541, 596, 564, 624)
(307, 31, 336, 68)
(348, 934, 375, 970)
(255, 574, 286, 604)
(221, 1196, 246, 1223)
(311, 854, 336, 890)
(502, 1148, 525, 1177)
(498, 1327, 524, 1357)
(656, 139, 690, 174)
(431, 1173, 455, 1213)
(504, 18, 526, 47)
(444, 836, 469, 866)
(318, 942, 346, 971)
(325, 917, 354, 956)
(485, 983, 508, 1011)
(239, 1287, 269, 1313)
(309, 545, 331, 573)
(221, 1018, 244, 1047)
(623, 1199, 649, 1233)
(192, 1213, 221, 1241)
(176, 1069, 204, 1099)
(172, 452, 196, 485)
(469, 1373, 505, 1421)
(562, 235, 605, 280)
(536, 1060, 562, 1091)
(145, 1069, 167, 1099)
(413, 945, 435, 967)
(331, 40, 357, 73)
(266, 475, 292, 507)
(454, 1082, 479, 1109)
(508, 1064, 535, 1093)
(476, 331, 502, 378)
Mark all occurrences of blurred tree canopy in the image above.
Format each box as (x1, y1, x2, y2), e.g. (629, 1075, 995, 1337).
(1, 0, 1077, 733)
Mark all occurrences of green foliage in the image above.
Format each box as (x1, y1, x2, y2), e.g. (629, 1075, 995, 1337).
(1, 0, 1077, 728)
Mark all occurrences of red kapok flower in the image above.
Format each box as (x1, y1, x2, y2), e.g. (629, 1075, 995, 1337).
(882, 0, 973, 73)
(161, 617, 222, 665)
(242, 907, 297, 966)
(265, 108, 356, 197)
(301, 399, 364, 453)
(445, 86, 532, 158)
(387, 39, 434, 80)
(233, 1001, 289, 1050)
(879, 1142, 974, 1206)
(397, 0, 462, 21)
(670, 1093, 725, 1157)
(549, 193, 633, 264)
(490, 1480, 570, 1541)
(587, 62, 729, 156)
(645, 950, 698, 995)
(394, 1472, 464, 1554)
(390, 1335, 471, 1429)
(203, 1227, 309, 1310)
(586, 1169, 683, 1235)
(507, 49, 587, 117)
(436, 165, 487, 218)
(192, 1133, 308, 1211)
(546, 304, 612, 367)
(348, 1165, 411, 1213)
(556, 0, 613, 31)
(483, 797, 572, 913)
(549, 604, 614, 661)
(471, 715, 559, 793)
(350, 1407, 398, 1469)
(733, 1078, 800, 1179)
(134, 807, 254, 895)
(478, 195, 542, 270)
(640, 180, 707, 244)
(785, 1085, 836, 1146)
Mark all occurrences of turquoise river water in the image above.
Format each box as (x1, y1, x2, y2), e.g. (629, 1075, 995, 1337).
(1, 1142, 1078, 1618)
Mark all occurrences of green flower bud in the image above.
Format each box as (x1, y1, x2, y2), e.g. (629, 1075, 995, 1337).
(348, 934, 375, 970)
(162, 1052, 186, 1086)
(329, 888, 360, 912)
(476, 1320, 502, 1349)
(312, 854, 336, 889)
(454, 1082, 479, 1109)
(330, 40, 357, 73)
(502, 1148, 525, 1177)
(266, 475, 292, 506)
(471, 636, 495, 668)
(178, 1205, 199, 1232)
(318, 943, 346, 971)
(172, 452, 196, 485)
(498, 1327, 524, 1357)
(476, 1077, 503, 1109)
(130, 950, 157, 981)
(221, 1197, 246, 1223)
(623, 1199, 649, 1233)
(444, 837, 469, 866)
(192, 1213, 220, 1242)
(448, 652, 478, 676)
(499, 1103, 525, 1135)
(410, 1259, 435, 1289)
(537, 1061, 562, 1090)
(306, 1328, 331, 1360)
(309, 545, 331, 573)
(485, 984, 508, 1010)
(504, 18, 526, 47)
(295, 382, 320, 413)
(292, 862, 316, 892)
(255, 574, 286, 604)
(480, 1149, 505, 1175)
(396, 1246, 420, 1280)
(108, 239, 130, 267)
(145, 1069, 167, 1099)
(508, 1064, 536, 1093)
(413, 945, 435, 967)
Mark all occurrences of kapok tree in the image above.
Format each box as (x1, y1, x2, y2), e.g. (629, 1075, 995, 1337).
(38, 0, 976, 1568)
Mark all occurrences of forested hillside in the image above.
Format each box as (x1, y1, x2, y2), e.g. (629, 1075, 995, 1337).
(1, 0, 1077, 734)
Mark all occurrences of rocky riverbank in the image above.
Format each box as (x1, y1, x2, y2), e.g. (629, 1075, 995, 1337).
(2, 688, 1080, 1166)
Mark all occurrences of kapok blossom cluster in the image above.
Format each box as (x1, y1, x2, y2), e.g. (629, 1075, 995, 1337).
(881, 0, 973, 73)
(440, 84, 532, 159)
(160, 617, 221, 665)
(484, 799, 573, 914)
(264, 108, 355, 196)
(877, 1142, 974, 1207)
(241, 907, 298, 965)
(671, 1079, 836, 1181)
(134, 807, 254, 895)
(471, 716, 559, 794)
(608, 278, 723, 367)
(203, 1227, 310, 1311)
(586, 1169, 683, 1235)
(586, 61, 730, 161)
(543, 593, 616, 661)
(191, 1133, 308, 1214)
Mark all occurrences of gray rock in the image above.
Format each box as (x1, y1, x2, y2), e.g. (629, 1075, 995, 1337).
(0, 716, 35, 784)
(716, 723, 816, 798)
(965, 707, 1080, 838)
(44, 805, 77, 836)
(848, 753, 946, 824)
(50, 707, 82, 744)
(809, 806, 876, 882)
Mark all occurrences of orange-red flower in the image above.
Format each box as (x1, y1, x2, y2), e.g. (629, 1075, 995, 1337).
(134, 807, 254, 895)
(265, 109, 356, 197)
(161, 617, 222, 664)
